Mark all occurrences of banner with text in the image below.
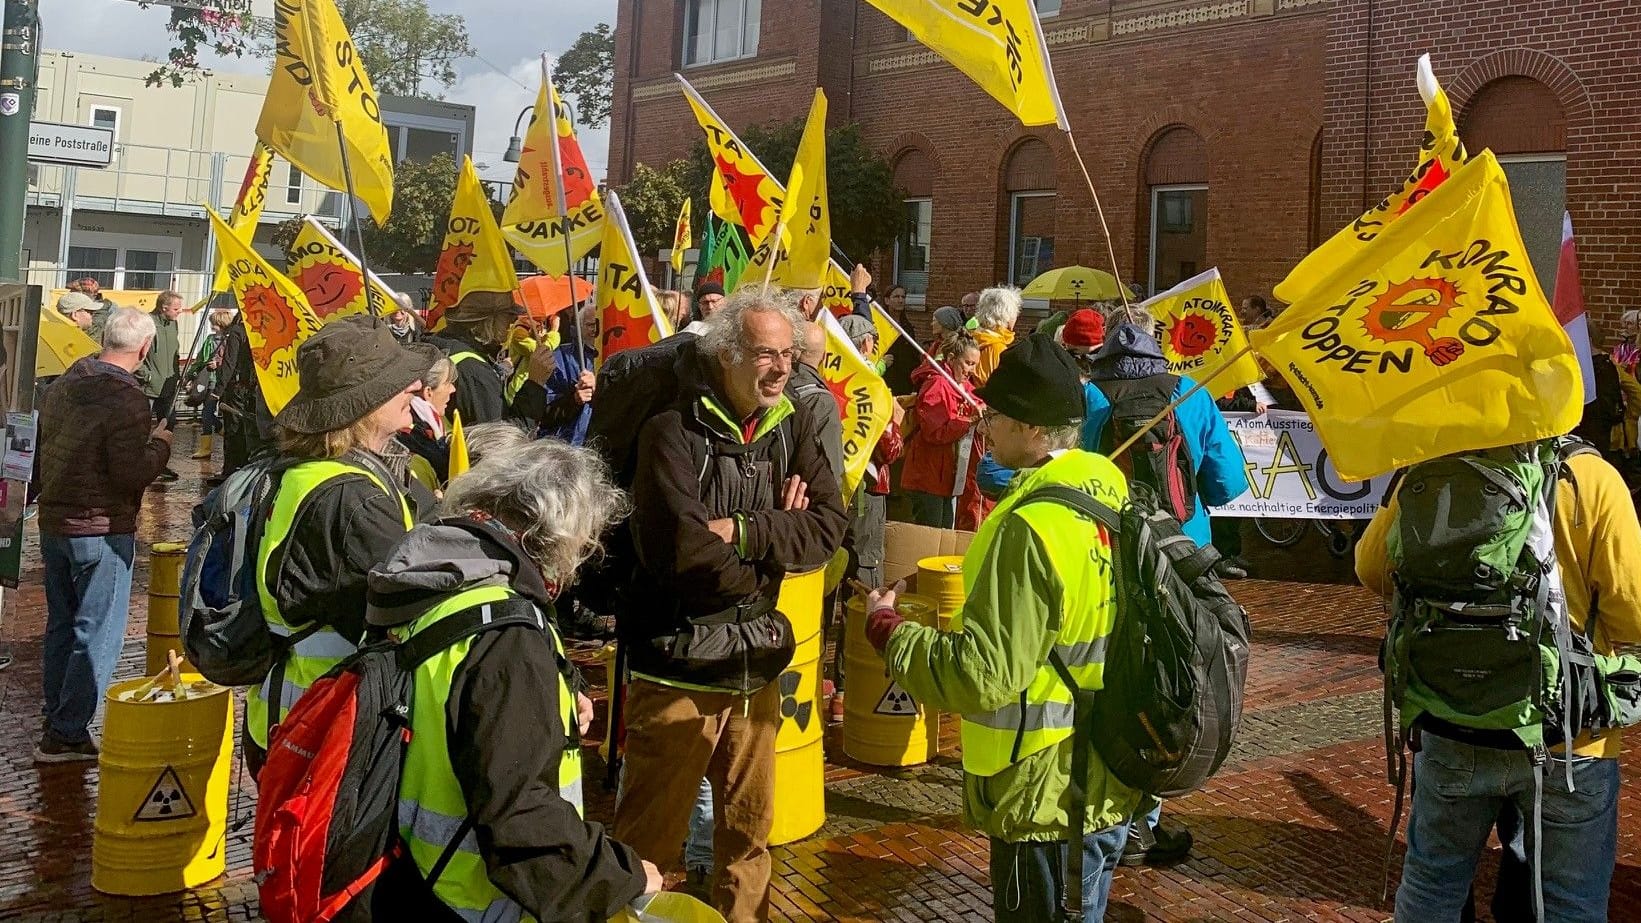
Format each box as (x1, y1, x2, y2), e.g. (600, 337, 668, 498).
(1218, 411, 1392, 520)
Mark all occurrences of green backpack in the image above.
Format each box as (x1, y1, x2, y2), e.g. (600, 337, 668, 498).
(1380, 438, 1641, 913)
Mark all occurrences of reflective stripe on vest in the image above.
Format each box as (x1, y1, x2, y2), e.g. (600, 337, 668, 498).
(245, 459, 414, 748)
(958, 450, 1128, 778)
(394, 586, 583, 922)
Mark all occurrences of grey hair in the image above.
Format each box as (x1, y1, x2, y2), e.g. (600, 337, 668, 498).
(393, 292, 415, 313)
(975, 286, 1022, 332)
(102, 307, 156, 351)
(463, 420, 533, 465)
(698, 287, 805, 364)
(441, 440, 630, 585)
(1104, 304, 1157, 339)
(1042, 422, 1083, 452)
(421, 355, 456, 391)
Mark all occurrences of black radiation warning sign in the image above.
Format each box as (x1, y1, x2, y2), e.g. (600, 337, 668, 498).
(133, 765, 197, 822)
(874, 682, 918, 716)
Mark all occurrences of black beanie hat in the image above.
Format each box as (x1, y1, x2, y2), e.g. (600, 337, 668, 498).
(974, 333, 1086, 427)
(695, 281, 726, 298)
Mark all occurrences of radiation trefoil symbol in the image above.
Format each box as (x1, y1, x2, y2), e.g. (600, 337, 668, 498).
(1361, 277, 1467, 367)
(778, 670, 812, 733)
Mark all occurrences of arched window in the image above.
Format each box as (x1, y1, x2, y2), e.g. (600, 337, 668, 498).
(894, 150, 934, 303)
(1462, 76, 1567, 288)
(1005, 138, 1057, 286)
(1143, 126, 1207, 295)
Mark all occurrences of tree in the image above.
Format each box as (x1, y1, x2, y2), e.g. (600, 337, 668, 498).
(617, 162, 692, 258)
(143, 7, 252, 88)
(555, 24, 614, 129)
(357, 153, 459, 273)
(678, 118, 904, 263)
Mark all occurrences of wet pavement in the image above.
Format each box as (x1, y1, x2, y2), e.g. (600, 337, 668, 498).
(4, 432, 1641, 922)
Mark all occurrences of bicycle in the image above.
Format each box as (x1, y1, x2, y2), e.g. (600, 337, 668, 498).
(1253, 517, 1361, 559)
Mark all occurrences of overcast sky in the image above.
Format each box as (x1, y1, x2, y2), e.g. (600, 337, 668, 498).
(44, 0, 615, 184)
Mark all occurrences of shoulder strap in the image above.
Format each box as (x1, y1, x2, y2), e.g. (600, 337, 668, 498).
(395, 597, 545, 670)
(1019, 484, 1121, 532)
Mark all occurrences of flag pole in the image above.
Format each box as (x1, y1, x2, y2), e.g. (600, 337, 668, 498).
(1063, 130, 1134, 321)
(334, 121, 380, 317)
(1106, 344, 1255, 460)
(540, 54, 584, 358)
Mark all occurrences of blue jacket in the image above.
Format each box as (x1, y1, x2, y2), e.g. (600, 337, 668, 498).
(542, 341, 596, 445)
(1082, 323, 1249, 546)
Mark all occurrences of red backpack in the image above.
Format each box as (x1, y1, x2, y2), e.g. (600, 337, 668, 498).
(253, 599, 544, 923)
(1095, 374, 1198, 523)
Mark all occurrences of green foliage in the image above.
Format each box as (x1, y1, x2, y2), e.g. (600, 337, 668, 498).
(617, 162, 692, 258)
(336, 0, 476, 99)
(358, 153, 459, 273)
(142, 6, 251, 88)
(270, 217, 303, 254)
(555, 24, 614, 129)
(679, 118, 904, 263)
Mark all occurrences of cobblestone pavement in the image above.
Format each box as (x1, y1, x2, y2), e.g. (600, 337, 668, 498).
(4, 438, 1641, 921)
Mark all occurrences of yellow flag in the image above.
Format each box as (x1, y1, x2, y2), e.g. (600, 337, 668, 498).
(745, 89, 831, 290)
(1276, 54, 1466, 304)
(864, 0, 1068, 129)
(678, 74, 789, 244)
(431, 156, 521, 317)
(1141, 268, 1263, 394)
(595, 190, 674, 369)
(671, 197, 692, 274)
(818, 310, 893, 498)
(870, 303, 903, 362)
(447, 410, 470, 479)
(256, 0, 394, 224)
(810, 262, 901, 361)
(207, 208, 323, 416)
(286, 217, 398, 323)
(212, 143, 274, 293)
(502, 57, 606, 277)
(1249, 151, 1581, 481)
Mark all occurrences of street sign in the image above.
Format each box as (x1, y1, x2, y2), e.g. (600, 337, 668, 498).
(122, 0, 274, 17)
(28, 122, 114, 169)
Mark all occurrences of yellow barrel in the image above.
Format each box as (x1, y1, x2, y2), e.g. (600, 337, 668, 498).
(146, 542, 188, 675)
(842, 593, 938, 766)
(918, 555, 966, 623)
(93, 674, 233, 896)
(769, 567, 826, 846)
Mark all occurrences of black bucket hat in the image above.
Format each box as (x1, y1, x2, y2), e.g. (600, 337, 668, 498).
(274, 315, 440, 434)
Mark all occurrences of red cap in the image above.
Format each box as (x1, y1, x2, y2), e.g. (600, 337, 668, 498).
(1061, 309, 1105, 348)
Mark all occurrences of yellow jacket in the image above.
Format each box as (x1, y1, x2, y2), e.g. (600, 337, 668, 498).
(1357, 451, 1641, 757)
(1612, 364, 1641, 452)
(972, 326, 1015, 387)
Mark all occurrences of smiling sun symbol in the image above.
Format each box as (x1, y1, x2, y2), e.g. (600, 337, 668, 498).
(1361, 277, 1467, 366)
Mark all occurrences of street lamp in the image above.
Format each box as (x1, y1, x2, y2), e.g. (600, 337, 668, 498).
(502, 97, 577, 163)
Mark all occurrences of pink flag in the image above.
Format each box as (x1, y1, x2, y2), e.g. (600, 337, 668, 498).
(1552, 211, 1596, 405)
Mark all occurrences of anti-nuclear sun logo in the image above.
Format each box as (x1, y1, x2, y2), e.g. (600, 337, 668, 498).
(1361, 277, 1467, 367)
(1168, 311, 1219, 360)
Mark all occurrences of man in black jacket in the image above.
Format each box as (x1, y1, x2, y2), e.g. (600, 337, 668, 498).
(423, 290, 556, 425)
(610, 290, 848, 923)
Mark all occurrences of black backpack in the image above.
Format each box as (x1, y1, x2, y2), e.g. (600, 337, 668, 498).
(1095, 375, 1199, 522)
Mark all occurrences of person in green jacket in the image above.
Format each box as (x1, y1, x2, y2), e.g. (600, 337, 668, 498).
(137, 291, 184, 482)
(864, 334, 1142, 922)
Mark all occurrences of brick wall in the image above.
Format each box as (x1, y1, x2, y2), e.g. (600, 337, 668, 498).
(1321, 0, 1641, 332)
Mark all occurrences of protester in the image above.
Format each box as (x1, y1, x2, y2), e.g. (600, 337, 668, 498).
(138, 291, 184, 482)
(56, 292, 98, 334)
(959, 291, 980, 324)
(866, 334, 1140, 921)
(791, 317, 845, 478)
(611, 289, 847, 923)
(184, 309, 233, 461)
(682, 281, 728, 335)
(35, 308, 173, 761)
(424, 290, 555, 425)
(243, 316, 437, 775)
(971, 286, 1021, 386)
(388, 300, 421, 344)
(1059, 308, 1105, 358)
(212, 309, 264, 482)
(366, 439, 662, 921)
(1608, 313, 1641, 463)
(657, 288, 690, 331)
(901, 330, 983, 529)
(1083, 309, 1250, 859)
(1356, 444, 1641, 922)
(1240, 294, 1275, 328)
(400, 354, 458, 486)
(880, 284, 924, 395)
(68, 278, 114, 340)
(541, 305, 600, 446)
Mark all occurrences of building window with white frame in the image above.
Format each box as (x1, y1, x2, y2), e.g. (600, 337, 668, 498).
(286, 163, 304, 206)
(88, 105, 120, 162)
(1461, 76, 1568, 291)
(895, 198, 932, 301)
(124, 250, 176, 291)
(67, 246, 117, 289)
(683, 0, 761, 67)
(1036, 0, 1062, 16)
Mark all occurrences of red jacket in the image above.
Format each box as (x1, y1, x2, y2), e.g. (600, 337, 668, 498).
(868, 420, 904, 496)
(899, 361, 982, 498)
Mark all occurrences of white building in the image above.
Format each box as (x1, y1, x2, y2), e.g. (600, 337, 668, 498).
(23, 49, 475, 305)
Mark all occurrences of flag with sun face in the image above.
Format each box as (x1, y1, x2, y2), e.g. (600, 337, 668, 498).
(595, 190, 674, 369)
(678, 73, 787, 244)
(1249, 151, 1582, 481)
(286, 216, 398, 322)
(818, 310, 892, 498)
(501, 56, 605, 277)
(429, 155, 520, 327)
(1140, 268, 1262, 393)
(208, 207, 322, 416)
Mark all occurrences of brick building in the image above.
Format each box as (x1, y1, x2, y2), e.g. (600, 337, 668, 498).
(609, 0, 1638, 331)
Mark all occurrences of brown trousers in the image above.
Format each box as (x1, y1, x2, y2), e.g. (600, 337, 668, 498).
(613, 679, 780, 923)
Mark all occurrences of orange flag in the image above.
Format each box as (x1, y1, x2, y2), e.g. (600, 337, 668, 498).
(595, 190, 673, 368)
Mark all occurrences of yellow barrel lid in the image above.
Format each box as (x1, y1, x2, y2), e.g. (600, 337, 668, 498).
(917, 555, 964, 574)
(150, 541, 188, 554)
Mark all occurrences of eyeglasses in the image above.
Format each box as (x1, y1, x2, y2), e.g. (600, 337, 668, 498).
(979, 409, 1000, 433)
(749, 347, 798, 367)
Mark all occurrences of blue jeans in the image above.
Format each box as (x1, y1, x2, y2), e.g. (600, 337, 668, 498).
(990, 824, 1130, 922)
(907, 491, 956, 529)
(41, 531, 136, 743)
(1396, 733, 1619, 923)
